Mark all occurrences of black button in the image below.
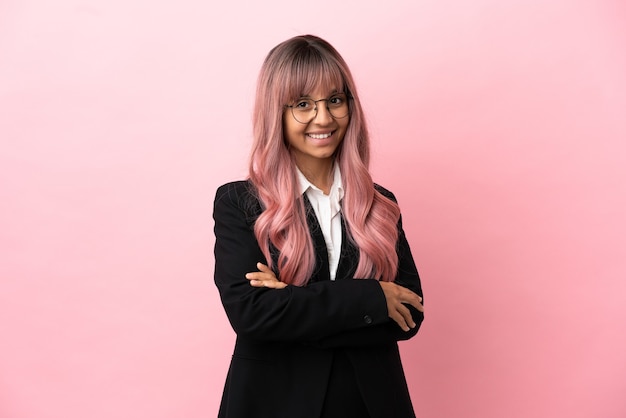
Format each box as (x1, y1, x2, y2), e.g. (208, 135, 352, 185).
(363, 315, 372, 324)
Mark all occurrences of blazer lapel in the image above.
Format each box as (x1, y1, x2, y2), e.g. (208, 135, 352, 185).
(302, 195, 360, 282)
(335, 216, 359, 280)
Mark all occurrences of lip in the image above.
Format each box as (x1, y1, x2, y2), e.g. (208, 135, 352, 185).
(305, 130, 335, 140)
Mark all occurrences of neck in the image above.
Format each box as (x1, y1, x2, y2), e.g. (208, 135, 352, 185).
(296, 158, 334, 195)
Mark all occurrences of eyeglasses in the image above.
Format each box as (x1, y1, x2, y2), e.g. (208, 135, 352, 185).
(285, 93, 350, 124)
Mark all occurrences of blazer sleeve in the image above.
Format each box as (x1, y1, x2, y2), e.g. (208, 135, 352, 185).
(213, 182, 390, 343)
(311, 213, 425, 348)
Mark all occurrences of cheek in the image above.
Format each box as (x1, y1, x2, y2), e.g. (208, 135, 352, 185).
(283, 117, 303, 146)
(338, 118, 350, 137)
(282, 111, 293, 133)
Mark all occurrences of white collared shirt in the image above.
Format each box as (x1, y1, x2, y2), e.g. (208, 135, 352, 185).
(296, 165, 344, 280)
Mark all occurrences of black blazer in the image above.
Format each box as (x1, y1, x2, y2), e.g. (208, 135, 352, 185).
(213, 180, 424, 418)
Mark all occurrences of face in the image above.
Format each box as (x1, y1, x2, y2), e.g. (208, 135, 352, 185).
(283, 86, 349, 172)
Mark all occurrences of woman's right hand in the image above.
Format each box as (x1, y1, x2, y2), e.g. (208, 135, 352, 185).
(378, 281, 424, 332)
(245, 262, 287, 289)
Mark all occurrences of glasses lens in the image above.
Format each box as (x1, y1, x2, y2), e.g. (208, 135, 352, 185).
(327, 94, 349, 119)
(292, 99, 315, 124)
(290, 94, 350, 124)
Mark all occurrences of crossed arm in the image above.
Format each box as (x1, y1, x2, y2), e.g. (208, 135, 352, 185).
(214, 182, 424, 346)
(246, 262, 424, 332)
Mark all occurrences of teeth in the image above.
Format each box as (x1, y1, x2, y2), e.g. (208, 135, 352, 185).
(308, 132, 332, 139)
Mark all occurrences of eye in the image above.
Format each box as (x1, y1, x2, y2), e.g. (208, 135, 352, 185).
(295, 99, 313, 109)
(328, 94, 345, 106)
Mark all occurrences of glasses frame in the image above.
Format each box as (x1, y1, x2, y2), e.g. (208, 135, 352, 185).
(284, 92, 352, 124)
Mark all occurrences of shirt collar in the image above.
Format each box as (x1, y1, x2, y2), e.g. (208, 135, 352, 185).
(296, 164, 344, 201)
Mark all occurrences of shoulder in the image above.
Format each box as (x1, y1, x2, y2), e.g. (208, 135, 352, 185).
(215, 180, 255, 200)
(214, 180, 262, 218)
(373, 183, 398, 203)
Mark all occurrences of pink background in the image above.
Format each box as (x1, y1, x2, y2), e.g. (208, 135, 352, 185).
(1, 0, 625, 417)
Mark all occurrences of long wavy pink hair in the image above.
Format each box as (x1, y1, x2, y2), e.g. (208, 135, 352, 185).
(249, 35, 401, 286)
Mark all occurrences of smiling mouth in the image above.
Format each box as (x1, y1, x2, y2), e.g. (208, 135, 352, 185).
(307, 131, 333, 139)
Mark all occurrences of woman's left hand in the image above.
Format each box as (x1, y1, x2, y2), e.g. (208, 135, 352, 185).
(245, 262, 287, 289)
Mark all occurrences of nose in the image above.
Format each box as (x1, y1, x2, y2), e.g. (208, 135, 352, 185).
(313, 100, 333, 124)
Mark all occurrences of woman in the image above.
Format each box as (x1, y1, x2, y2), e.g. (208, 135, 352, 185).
(213, 35, 424, 418)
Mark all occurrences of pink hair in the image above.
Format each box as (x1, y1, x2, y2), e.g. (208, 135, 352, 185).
(249, 35, 400, 286)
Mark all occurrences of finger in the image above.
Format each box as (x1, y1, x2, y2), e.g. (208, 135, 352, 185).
(249, 279, 287, 289)
(397, 286, 420, 301)
(403, 295, 424, 313)
(253, 263, 278, 280)
(256, 262, 273, 273)
(413, 301, 424, 313)
(399, 289, 424, 312)
(390, 309, 410, 332)
(245, 272, 277, 282)
(396, 303, 416, 329)
(263, 280, 287, 289)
